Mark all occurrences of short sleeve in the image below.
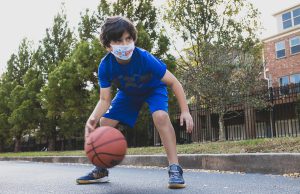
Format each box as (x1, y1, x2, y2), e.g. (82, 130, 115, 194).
(98, 61, 111, 88)
(146, 52, 167, 80)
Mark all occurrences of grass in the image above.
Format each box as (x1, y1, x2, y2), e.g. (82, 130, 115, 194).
(0, 137, 300, 157)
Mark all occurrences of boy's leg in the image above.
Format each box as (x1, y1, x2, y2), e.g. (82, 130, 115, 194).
(152, 111, 186, 189)
(152, 110, 178, 165)
(146, 87, 185, 189)
(99, 117, 119, 127)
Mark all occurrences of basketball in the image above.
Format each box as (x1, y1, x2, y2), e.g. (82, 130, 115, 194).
(85, 126, 127, 168)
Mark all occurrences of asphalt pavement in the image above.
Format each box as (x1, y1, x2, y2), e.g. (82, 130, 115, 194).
(1, 153, 300, 175)
(0, 161, 299, 194)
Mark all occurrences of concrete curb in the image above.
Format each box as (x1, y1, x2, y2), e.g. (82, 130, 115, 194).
(1, 153, 300, 175)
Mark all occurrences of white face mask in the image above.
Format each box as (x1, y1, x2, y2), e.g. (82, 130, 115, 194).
(110, 42, 135, 60)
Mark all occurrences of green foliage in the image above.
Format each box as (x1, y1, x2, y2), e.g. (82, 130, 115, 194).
(78, 9, 100, 41)
(6, 39, 33, 85)
(39, 59, 89, 140)
(7, 69, 44, 151)
(1, 1, 178, 151)
(0, 78, 14, 150)
(4, 39, 42, 151)
(35, 7, 77, 150)
(166, 0, 266, 140)
(41, 8, 75, 74)
(73, 39, 105, 88)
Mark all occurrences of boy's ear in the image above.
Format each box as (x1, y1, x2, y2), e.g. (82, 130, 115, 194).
(106, 46, 112, 52)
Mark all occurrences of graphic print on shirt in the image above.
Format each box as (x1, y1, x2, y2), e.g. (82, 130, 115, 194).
(112, 73, 153, 89)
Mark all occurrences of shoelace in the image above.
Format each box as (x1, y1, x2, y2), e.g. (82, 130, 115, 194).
(169, 170, 181, 178)
(88, 168, 102, 176)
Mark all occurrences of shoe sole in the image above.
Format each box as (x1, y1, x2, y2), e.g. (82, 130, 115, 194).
(76, 177, 109, 184)
(168, 183, 186, 189)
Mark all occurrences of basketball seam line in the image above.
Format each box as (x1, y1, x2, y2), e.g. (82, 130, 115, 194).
(91, 142, 110, 168)
(86, 138, 126, 155)
(92, 152, 125, 157)
(89, 129, 112, 168)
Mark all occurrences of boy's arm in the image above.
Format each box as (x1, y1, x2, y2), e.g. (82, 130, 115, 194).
(161, 70, 193, 133)
(85, 87, 112, 139)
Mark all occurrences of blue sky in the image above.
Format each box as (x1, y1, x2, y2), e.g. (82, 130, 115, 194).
(0, 0, 299, 75)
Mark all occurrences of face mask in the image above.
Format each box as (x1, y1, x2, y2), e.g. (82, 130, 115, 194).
(110, 42, 135, 60)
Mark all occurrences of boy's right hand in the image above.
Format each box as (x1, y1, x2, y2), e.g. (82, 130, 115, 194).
(84, 117, 97, 140)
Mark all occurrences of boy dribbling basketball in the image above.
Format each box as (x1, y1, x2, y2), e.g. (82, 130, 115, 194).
(76, 16, 194, 189)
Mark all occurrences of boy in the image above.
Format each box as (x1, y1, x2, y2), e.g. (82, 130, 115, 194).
(76, 16, 194, 189)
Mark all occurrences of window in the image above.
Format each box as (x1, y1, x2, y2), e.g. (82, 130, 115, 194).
(279, 76, 289, 86)
(293, 8, 300, 26)
(282, 12, 292, 29)
(275, 41, 285, 58)
(290, 74, 300, 93)
(290, 36, 300, 54)
(282, 7, 300, 29)
(291, 74, 300, 83)
(279, 76, 289, 95)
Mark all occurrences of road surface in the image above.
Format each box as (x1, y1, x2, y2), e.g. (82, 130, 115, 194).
(0, 161, 299, 194)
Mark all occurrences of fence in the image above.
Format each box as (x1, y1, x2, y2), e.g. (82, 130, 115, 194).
(157, 83, 300, 144)
(11, 84, 300, 152)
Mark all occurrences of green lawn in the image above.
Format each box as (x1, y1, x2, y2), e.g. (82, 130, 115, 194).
(0, 137, 300, 157)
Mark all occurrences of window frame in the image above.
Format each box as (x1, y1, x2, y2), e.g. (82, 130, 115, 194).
(290, 73, 300, 84)
(281, 7, 300, 29)
(282, 11, 293, 29)
(293, 8, 300, 26)
(279, 75, 289, 86)
(279, 75, 290, 95)
(275, 41, 286, 59)
(290, 36, 300, 55)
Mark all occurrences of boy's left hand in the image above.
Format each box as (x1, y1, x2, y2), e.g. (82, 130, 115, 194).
(180, 111, 194, 133)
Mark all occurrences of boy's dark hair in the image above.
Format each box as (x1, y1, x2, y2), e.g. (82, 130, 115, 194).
(100, 16, 137, 48)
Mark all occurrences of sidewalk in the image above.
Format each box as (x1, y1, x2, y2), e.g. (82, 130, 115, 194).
(1, 153, 300, 175)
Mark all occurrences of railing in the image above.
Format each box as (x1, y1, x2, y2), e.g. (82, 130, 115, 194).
(13, 84, 300, 151)
(166, 83, 300, 144)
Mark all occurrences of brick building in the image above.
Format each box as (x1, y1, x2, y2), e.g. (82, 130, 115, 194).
(263, 3, 300, 88)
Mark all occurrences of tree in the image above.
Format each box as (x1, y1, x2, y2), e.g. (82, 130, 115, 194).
(5, 39, 36, 152)
(166, 0, 266, 140)
(39, 58, 89, 150)
(78, 9, 100, 42)
(8, 86, 38, 152)
(0, 76, 14, 152)
(41, 6, 75, 75)
(37, 7, 76, 151)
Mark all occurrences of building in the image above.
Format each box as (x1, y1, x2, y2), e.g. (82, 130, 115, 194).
(263, 3, 300, 88)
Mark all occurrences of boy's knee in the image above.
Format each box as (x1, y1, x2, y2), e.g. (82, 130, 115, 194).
(153, 110, 170, 127)
(99, 117, 119, 127)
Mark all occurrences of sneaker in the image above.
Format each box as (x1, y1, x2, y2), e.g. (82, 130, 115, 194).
(76, 166, 109, 184)
(168, 164, 186, 189)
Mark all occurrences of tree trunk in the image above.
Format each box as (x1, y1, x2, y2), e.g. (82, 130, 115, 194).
(218, 113, 226, 141)
(61, 137, 65, 151)
(0, 142, 3, 152)
(245, 107, 257, 139)
(48, 131, 56, 151)
(14, 138, 21, 152)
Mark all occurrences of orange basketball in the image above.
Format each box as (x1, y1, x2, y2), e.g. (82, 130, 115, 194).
(85, 126, 127, 168)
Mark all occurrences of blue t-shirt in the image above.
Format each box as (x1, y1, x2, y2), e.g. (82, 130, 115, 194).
(98, 47, 167, 95)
